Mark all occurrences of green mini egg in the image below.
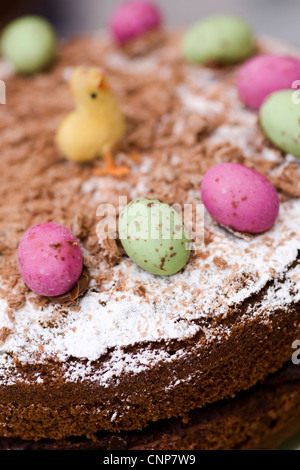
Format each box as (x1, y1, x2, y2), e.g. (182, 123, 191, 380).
(260, 89, 300, 157)
(182, 15, 254, 65)
(118, 198, 191, 276)
(0, 16, 57, 75)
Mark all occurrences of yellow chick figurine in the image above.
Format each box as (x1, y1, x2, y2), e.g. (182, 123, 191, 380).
(56, 66, 129, 177)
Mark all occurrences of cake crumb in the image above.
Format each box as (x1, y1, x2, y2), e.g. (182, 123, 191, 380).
(213, 257, 228, 269)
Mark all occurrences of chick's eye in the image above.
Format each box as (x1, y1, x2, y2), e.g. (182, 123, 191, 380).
(90, 93, 97, 99)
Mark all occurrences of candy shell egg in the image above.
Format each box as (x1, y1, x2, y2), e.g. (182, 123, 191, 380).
(0, 15, 57, 75)
(109, 0, 162, 45)
(118, 198, 191, 275)
(182, 15, 254, 65)
(201, 163, 280, 234)
(17, 222, 83, 297)
(237, 54, 300, 110)
(260, 89, 300, 157)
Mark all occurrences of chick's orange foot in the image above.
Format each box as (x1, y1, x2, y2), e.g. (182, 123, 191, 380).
(93, 165, 130, 177)
(93, 151, 130, 177)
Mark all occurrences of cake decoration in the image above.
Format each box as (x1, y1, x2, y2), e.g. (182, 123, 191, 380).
(109, 0, 162, 46)
(55, 66, 129, 177)
(118, 198, 191, 275)
(237, 54, 300, 110)
(17, 222, 83, 297)
(260, 89, 300, 157)
(0, 15, 57, 75)
(182, 15, 254, 65)
(47, 267, 91, 305)
(201, 163, 280, 234)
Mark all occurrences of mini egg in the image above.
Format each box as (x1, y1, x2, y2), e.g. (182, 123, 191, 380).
(0, 15, 57, 75)
(182, 15, 254, 65)
(109, 0, 162, 45)
(17, 222, 83, 297)
(260, 89, 300, 157)
(201, 163, 280, 234)
(237, 54, 300, 110)
(118, 198, 191, 275)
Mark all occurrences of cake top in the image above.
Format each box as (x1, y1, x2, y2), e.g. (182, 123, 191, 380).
(0, 29, 299, 385)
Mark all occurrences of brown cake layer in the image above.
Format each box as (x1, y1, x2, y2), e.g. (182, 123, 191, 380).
(0, 362, 299, 450)
(0, 292, 299, 441)
(0, 32, 299, 442)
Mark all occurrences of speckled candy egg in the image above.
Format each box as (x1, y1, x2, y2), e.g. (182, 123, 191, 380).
(260, 89, 300, 157)
(17, 222, 83, 297)
(201, 163, 280, 234)
(0, 16, 57, 75)
(182, 15, 254, 65)
(237, 54, 300, 110)
(109, 0, 162, 45)
(118, 198, 191, 275)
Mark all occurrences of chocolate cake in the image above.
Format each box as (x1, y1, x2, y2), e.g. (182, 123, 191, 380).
(0, 361, 300, 450)
(0, 25, 299, 448)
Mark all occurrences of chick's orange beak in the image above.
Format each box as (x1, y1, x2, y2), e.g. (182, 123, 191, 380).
(98, 76, 111, 90)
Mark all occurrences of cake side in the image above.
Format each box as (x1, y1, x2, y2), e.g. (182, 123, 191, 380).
(0, 31, 299, 439)
(1, 362, 300, 450)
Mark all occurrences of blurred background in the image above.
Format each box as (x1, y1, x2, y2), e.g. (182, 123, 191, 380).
(1, 0, 300, 47)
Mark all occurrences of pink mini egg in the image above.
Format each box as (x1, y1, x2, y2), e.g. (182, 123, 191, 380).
(201, 163, 280, 234)
(109, 0, 162, 45)
(237, 54, 300, 110)
(17, 222, 83, 297)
